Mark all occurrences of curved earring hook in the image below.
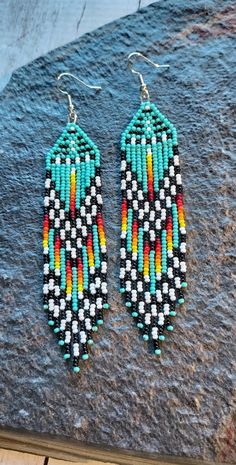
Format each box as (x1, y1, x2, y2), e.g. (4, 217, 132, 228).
(57, 72, 102, 123)
(127, 52, 169, 101)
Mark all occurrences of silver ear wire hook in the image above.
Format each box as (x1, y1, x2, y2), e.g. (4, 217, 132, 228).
(57, 72, 102, 123)
(127, 52, 169, 101)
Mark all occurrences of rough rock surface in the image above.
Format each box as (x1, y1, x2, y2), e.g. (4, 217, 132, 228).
(0, 1, 235, 463)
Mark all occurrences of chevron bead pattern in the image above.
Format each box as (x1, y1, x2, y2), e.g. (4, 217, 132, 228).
(120, 102, 187, 355)
(43, 122, 108, 372)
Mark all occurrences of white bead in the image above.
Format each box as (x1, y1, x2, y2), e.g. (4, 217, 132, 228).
(48, 279, 54, 291)
(164, 177, 170, 188)
(156, 290, 162, 302)
(173, 257, 179, 268)
(131, 137, 136, 145)
(180, 242, 186, 253)
(174, 155, 179, 166)
(53, 306, 59, 317)
(44, 196, 49, 207)
(145, 313, 151, 324)
(121, 180, 126, 190)
(43, 284, 49, 294)
(101, 261, 107, 273)
(54, 218, 60, 228)
(82, 226, 87, 237)
(180, 261, 187, 272)
(66, 240, 71, 251)
(144, 221, 149, 232)
(137, 281, 143, 292)
(132, 180, 137, 191)
(176, 173, 182, 185)
(120, 248, 126, 259)
(126, 171, 132, 181)
(90, 283, 96, 294)
(155, 200, 161, 211)
(85, 196, 91, 206)
(164, 303, 170, 315)
(96, 297, 103, 309)
(162, 282, 168, 293)
(155, 219, 161, 230)
(96, 176, 101, 187)
(45, 178, 50, 188)
(137, 190, 144, 200)
(133, 200, 138, 210)
(91, 186, 96, 196)
(71, 227, 76, 238)
(151, 304, 157, 316)
(180, 227, 186, 234)
(175, 277, 181, 288)
(66, 311, 72, 322)
(132, 252, 137, 261)
(139, 301, 145, 314)
(49, 209, 55, 220)
(50, 190, 55, 200)
(131, 290, 137, 301)
(97, 194, 103, 204)
(149, 210, 155, 222)
(145, 291, 151, 303)
(131, 269, 137, 280)
(169, 166, 175, 177)
(121, 160, 126, 171)
(95, 277, 101, 288)
(60, 299, 66, 310)
(77, 237, 82, 248)
(162, 133, 167, 142)
(141, 137, 146, 145)
(168, 250, 173, 258)
(84, 299, 90, 310)
(156, 272, 162, 281)
(44, 264, 49, 274)
(60, 320, 66, 330)
(54, 199, 60, 209)
(71, 248, 76, 258)
(66, 157, 71, 165)
(91, 205, 97, 216)
(90, 304, 96, 316)
(138, 209, 144, 220)
(60, 209, 65, 220)
(160, 189, 165, 200)
(171, 185, 176, 196)
(127, 189, 132, 200)
(76, 218, 82, 228)
(81, 206, 86, 217)
(144, 202, 149, 213)
(126, 281, 131, 291)
(166, 196, 171, 208)
(54, 285, 60, 296)
(144, 275, 150, 283)
(150, 230, 155, 241)
(168, 267, 174, 279)
(161, 209, 166, 220)
(65, 220, 70, 231)
(101, 245, 106, 253)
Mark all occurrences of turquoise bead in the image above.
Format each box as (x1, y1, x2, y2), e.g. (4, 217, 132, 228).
(178, 298, 185, 304)
(137, 322, 144, 329)
(92, 325, 98, 332)
(82, 354, 89, 361)
(132, 311, 138, 317)
(169, 311, 176, 317)
(154, 349, 161, 356)
(58, 340, 64, 346)
(48, 320, 54, 326)
(167, 325, 174, 331)
(87, 339, 94, 345)
(73, 367, 80, 373)
(103, 303, 109, 309)
(63, 353, 70, 360)
(97, 319, 104, 325)
(120, 288, 125, 293)
(143, 334, 149, 341)
(159, 335, 165, 341)
(181, 282, 187, 288)
(126, 302, 131, 308)
(53, 327, 60, 334)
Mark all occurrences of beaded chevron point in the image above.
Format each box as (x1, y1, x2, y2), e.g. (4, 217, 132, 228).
(43, 122, 108, 372)
(120, 101, 187, 355)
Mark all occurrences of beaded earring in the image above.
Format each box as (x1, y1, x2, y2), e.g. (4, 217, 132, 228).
(43, 72, 109, 373)
(120, 53, 187, 356)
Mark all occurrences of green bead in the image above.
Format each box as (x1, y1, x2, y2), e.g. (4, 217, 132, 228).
(132, 311, 138, 317)
(58, 340, 64, 346)
(178, 298, 185, 304)
(53, 327, 60, 334)
(97, 319, 103, 325)
(143, 334, 149, 341)
(48, 320, 54, 326)
(181, 282, 187, 288)
(159, 335, 165, 341)
(87, 339, 94, 346)
(92, 325, 98, 332)
(154, 349, 161, 356)
(126, 302, 131, 307)
(137, 322, 144, 329)
(167, 325, 174, 331)
(73, 366, 80, 373)
(63, 353, 70, 360)
(82, 354, 89, 361)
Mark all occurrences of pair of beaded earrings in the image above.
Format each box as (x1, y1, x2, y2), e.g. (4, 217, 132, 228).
(43, 52, 187, 373)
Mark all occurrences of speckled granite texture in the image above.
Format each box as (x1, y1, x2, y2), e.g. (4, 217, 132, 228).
(0, 1, 235, 463)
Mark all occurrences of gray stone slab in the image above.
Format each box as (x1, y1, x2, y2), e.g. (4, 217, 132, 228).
(0, 1, 235, 463)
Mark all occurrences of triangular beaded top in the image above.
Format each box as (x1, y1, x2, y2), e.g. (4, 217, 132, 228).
(43, 122, 108, 372)
(120, 101, 187, 355)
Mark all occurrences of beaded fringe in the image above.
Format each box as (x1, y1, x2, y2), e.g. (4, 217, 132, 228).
(43, 123, 108, 372)
(120, 102, 187, 355)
